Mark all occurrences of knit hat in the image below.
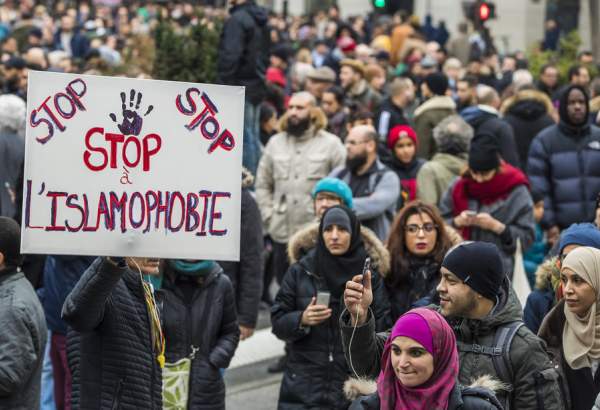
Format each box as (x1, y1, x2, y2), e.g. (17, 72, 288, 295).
(559, 223, 600, 254)
(441, 241, 505, 301)
(322, 207, 352, 233)
(468, 133, 500, 172)
(387, 125, 418, 150)
(337, 36, 357, 53)
(424, 72, 448, 96)
(312, 178, 353, 209)
(0, 217, 22, 270)
(340, 59, 366, 77)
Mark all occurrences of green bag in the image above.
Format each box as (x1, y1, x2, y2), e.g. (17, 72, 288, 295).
(162, 357, 191, 410)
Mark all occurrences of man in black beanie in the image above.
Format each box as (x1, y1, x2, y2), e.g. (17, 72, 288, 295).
(414, 72, 456, 160)
(0, 217, 47, 409)
(468, 133, 501, 177)
(461, 84, 520, 167)
(340, 240, 565, 410)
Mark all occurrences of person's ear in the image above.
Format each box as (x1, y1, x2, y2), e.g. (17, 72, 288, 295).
(0, 252, 4, 267)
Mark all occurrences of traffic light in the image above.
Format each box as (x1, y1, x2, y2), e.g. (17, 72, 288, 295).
(463, 1, 496, 26)
(478, 1, 495, 22)
(371, 0, 413, 15)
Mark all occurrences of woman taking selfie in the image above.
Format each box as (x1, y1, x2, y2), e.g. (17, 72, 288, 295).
(538, 246, 600, 409)
(271, 205, 389, 409)
(349, 308, 502, 409)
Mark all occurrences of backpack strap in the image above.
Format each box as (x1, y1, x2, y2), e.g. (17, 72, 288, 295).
(491, 321, 524, 410)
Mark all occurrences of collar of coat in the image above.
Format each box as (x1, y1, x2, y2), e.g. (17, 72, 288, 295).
(500, 88, 554, 115)
(287, 222, 390, 277)
(414, 95, 456, 118)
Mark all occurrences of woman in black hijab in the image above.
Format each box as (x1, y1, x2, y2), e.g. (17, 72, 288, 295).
(271, 205, 390, 410)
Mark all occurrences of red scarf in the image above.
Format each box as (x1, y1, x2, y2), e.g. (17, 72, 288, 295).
(452, 162, 529, 239)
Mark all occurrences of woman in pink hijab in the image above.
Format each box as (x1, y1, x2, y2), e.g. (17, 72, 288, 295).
(349, 308, 502, 410)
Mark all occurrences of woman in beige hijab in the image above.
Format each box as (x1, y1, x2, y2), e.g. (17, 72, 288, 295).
(538, 246, 600, 409)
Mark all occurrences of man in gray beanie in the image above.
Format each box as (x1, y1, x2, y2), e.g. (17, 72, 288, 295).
(341, 241, 566, 410)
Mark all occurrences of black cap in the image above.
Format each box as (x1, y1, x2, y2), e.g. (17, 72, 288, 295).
(4, 56, 26, 70)
(424, 72, 449, 96)
(442, 241, 505, 301)
(28, 27, 43, 39)
(468, 133, 500, 172)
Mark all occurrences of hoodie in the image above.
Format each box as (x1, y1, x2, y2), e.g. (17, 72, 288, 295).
(460, 105, 520, 167)
(217, 1, 270, 104)
(527, 85, 600, 229)
(501, 89, 555, 168)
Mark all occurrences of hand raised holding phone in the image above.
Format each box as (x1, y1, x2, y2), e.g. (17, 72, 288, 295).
(344, 258, 373, 327)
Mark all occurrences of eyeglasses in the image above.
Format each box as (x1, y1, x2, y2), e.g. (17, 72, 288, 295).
(405, 223, 437, 235)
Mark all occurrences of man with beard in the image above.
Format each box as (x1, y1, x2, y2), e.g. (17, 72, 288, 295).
(256, 92, 345, 286)
(1, 57, 28, 101)
(329, 125, 400, 240)
(339, 59, 382, 111)
(455, 74, 478, 112)
(340, 241, 565, 410)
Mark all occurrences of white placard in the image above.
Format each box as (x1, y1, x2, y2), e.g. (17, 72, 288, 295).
(21, 71, 244, 261)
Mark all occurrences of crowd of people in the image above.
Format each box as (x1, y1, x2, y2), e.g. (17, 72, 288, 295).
(2, 0, 600, 409)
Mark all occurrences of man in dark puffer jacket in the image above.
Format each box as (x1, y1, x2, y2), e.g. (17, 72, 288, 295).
(62, 257, 162, 409)
(527, 85, 600, 237)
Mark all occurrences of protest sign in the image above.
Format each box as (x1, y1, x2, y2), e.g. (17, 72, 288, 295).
(21, 71, 244, 261)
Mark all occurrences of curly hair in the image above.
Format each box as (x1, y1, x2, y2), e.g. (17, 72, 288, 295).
(386, 201, 451, 289)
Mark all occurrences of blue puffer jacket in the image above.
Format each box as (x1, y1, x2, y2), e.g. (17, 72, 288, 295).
(527, 121, 600, 229)
(528, 84, 600, 229)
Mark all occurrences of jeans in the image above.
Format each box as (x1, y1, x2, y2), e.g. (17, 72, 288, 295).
(40, 330, 56, 410)
(242, 101, 262, 177)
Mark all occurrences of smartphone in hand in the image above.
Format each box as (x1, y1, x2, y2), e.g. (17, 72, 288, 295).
(316, 291, 330, 307)
(361, 257, 371, 286)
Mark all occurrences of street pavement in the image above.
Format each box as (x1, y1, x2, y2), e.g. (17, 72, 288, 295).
(225, 305, 284, 409)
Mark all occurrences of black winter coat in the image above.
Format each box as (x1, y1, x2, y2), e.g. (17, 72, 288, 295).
(383, 258, 441, 326)
(216, 1, 270, 104)
(219, 188, 263, 328)
(349, 382, 502, 410)
(271, 250, 390, 410)
(62, 258, 162, 410)
(461, 106, 520, 167)
(503, 95, 554, 169)
(375, 98, 409, 142)
(527, 122, 600, 229)
(157, 265, 240, 410)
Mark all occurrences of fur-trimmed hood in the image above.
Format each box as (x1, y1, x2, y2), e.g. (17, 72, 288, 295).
(414, 95, 456, 118)
(591, 96, 600, 114)
(500, 89, 554, 117)
(278, 106, 328, 133)
(343, 375, 506, 401)
(242, 167, 254, 188)
(287, 222, 391, 277)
